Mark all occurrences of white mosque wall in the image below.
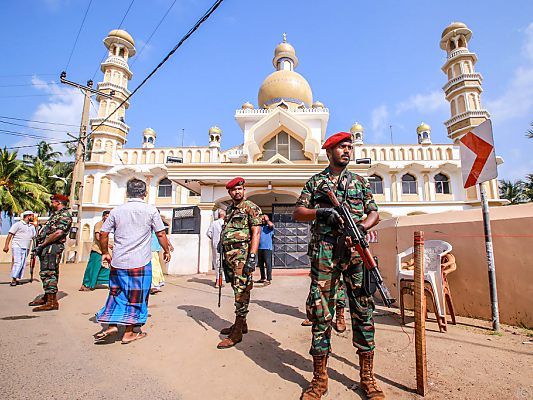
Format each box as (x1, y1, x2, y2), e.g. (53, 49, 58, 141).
(167, 234, 200, 275)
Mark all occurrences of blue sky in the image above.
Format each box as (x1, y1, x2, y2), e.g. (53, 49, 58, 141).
(1, 0, 532, 180)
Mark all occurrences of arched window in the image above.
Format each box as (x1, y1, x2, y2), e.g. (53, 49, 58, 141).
(369, 175, 383, 194)
(262, 131, 307, 161)
(435, 173, 451, 194)
(158, 178, 172, 198)
(402, 174, 417, 194)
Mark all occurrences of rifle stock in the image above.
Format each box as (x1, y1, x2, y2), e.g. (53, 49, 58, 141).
(29, 237, 36, 282)
(322, 180, 396, 307)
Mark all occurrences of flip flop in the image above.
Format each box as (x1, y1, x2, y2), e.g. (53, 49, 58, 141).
(121, 331, 148, 345)
(93, 329, 118, 342)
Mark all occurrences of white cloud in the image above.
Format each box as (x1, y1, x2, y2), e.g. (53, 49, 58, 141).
(395, 90, 447, 115)
(486, 22, 533, 122)
(12, 76, 85, 158)
(371, 105, 389, 142)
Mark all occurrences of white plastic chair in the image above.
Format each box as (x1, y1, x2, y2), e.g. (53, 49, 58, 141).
(396, 240, 452, 331)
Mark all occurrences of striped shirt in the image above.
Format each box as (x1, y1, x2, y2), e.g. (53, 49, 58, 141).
(101, 198, 165, 269)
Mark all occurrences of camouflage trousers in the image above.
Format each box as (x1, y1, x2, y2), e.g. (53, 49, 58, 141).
(306, 240, 375, 356)
(38, 244, 63, 294)
(224, 242, 253, 317)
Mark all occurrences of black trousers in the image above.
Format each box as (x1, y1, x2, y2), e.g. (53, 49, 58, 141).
(257, 249, 273, 281)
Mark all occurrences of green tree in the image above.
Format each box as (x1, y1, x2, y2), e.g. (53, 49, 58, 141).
(523, 174, 533, 202)
(23, 140, 62, 168)
(526, 122, 533, 139)
(0, 148, 50, 216)
(499, 179, 525, 205)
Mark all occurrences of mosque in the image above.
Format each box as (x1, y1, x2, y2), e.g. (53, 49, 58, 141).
(78, 22, 505, 273)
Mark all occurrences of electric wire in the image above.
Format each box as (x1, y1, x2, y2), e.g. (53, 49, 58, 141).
(0, 115, 80, 127)
(65, 0, 93, 71)
(5, 139, 77, 151)
(89, 0, 224, 137)
(0, 120, 74, 134)
(91, 0, 136, 80)
(0, 73, 55, 78)
(0, 129, 60, 140)
(0, 93, 80, 99)
(0, 82, 55, 88)
(130, 0, 177, 67)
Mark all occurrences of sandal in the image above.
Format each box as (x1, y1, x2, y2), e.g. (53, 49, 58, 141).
(121, 331, 148, 345)
(94, 328, 118, 342)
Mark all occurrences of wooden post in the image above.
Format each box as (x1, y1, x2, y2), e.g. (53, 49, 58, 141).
(414, 231, 428, 396)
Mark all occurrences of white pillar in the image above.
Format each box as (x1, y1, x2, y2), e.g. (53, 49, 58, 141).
(197, 202, 215, 274)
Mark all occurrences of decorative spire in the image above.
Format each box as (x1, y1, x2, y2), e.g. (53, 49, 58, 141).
(283, 32, 287, 43)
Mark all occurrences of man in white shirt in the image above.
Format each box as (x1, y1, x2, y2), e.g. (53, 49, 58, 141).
(206, 209, 225, 288)
(94, 179, 171, 344)
(3, 211, 36, 286)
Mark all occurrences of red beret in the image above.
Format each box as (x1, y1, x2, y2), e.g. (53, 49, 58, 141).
(51, 194, 69, 202)
(226, 177, 245, 190)
(322, 132, 353, 149)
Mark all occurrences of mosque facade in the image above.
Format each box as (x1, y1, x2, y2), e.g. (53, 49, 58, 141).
(78, 23, 505, 273)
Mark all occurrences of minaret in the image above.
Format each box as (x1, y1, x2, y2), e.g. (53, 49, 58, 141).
(208, 126, 222, 162)
(142, 128, 156, 148)
(89, 29, 136, 161)
(350, 122, 364, 145)
(440, 22, 490, 143)
(416, 122, 432, 145)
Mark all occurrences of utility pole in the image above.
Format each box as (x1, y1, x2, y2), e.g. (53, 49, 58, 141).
(60, 71, 114, 263)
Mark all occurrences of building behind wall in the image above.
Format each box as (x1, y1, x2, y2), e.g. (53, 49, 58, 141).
(78, 23, 506, 273)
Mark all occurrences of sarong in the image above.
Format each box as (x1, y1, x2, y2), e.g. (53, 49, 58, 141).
(11, 247, 29, 279)
(82, 251, 110, 289)
(96, 262, 152, 325)
(151, 252, 165, 289)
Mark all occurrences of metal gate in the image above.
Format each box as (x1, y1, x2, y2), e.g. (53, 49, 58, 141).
(271, 204, 311, 268)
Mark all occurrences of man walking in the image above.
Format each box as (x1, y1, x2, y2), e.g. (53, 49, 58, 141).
(80, 210, 111, 291)
(29, 195, 73, 312)
(257, 214, 274, 285)
(293, 132, 383, 399)
(206, 208, 226, 288)
(94, 179, 171, 344)
(217, 177, 262, 349)
(3, 210, 36, 286)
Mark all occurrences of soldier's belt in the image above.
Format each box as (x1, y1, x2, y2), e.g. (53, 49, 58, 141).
(223, 242, 248, 251)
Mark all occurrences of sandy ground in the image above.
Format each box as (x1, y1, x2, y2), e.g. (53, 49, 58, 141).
(0, 262, 531, 400)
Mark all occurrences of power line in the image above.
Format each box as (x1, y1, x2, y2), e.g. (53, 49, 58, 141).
(91, 0, 136, 80)
(90, 0, 224, 137)
(0, 93, 80, 99)
(0, 120, 74, 134)
(0, 128, 60, 140)
(130, 0, 177, 67)
(65, 0, 93, 71)
(0, 115, 80, 127)
(0, 73, 55, 78)
(5, 139, 77, 151)
(0, 82, 55, 88)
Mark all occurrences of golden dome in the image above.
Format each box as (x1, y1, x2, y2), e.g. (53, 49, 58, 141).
(350, 122, 364, 133)
(143, 127, 156, 136)
(108, 29, 135, 45)
(209, 126, 222, 135)
(241, 101, 254, 109)
(441, 22, 468, 39)
(258, 70, 313, 108)
(312, 101, 325, 108)
(417, 122, 431, 133)
(272, 33, 299, 68)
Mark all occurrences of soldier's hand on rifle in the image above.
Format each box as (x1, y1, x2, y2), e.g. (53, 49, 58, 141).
(243, 253, 257, 274)
(356, 224, 367, 235)
(34, 245, 44, 257)
(316, 208, 343, 227)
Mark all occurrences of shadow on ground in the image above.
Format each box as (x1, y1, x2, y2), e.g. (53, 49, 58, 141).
(177, 305, 356, 392)
(251, 299, 307, 320)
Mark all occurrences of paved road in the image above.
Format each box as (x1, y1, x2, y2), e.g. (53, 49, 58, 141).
(0, 263, 531, 399)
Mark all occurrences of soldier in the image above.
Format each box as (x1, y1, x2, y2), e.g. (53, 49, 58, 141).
(293, 132, 384, 399)
(28, 194, 73, 312)
(302, 283, 346, 333)
(217, 177, 262, 349)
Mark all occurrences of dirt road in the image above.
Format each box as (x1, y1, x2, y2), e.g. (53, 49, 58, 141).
(0, 263, 531, 399)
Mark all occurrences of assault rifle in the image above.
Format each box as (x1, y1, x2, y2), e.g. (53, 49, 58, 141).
(29, 236, 37, 282)
(320, 180, 396, 307)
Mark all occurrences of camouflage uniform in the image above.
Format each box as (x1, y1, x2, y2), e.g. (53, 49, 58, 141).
(36, 208, 72, 294)
(296, 167, 378, 356)
(222, 199, 262, 317)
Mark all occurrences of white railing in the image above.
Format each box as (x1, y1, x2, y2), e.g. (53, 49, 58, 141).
(97, 82, 131, 96)
(445, 110, 490, 127)
(90, 117, 130, 132)
(102, 56, 131, 71)
(355, 144, 458, 162)
(448, 48, 469, 59)
(235, 107, 329, 116)
(442, 73, 483, 92)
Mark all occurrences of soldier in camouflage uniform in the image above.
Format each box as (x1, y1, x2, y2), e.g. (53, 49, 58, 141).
(302, 282, 346, 333)
(29, 194, 73, 312)
(217, 177, 262, 349)
(294, 132, 384, 399)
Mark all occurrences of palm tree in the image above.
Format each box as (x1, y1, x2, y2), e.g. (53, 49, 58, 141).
(499, 179, 525, 205)
(527, 122, 533, 139)
(524, 174, 533, 202)
(23, 140, 63, 168)
(0, 148, 50, 216)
